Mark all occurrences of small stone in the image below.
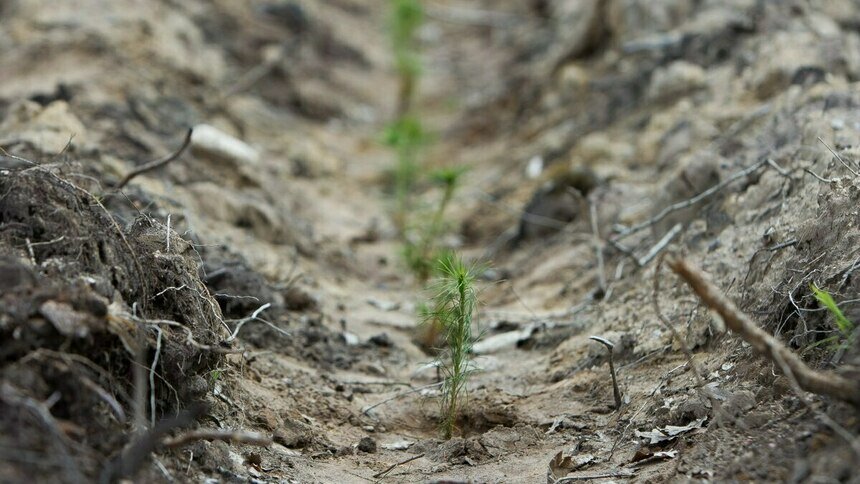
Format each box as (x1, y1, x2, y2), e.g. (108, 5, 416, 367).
(369, 333, 393, 347)
(381, 440, 414, 451)
(343, 332, 359, 345)
(525, 155, 543, 179)
(191, 123, 259, 166)
(357, 436, 377, 453)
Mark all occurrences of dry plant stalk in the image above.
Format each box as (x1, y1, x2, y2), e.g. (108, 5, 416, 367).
(668, 257, 860, 406)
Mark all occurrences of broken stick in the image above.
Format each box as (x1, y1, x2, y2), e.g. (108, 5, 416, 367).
(115, 128, 193, 190)
(372, 453, 425, 479)
(668, 257, 860, 406)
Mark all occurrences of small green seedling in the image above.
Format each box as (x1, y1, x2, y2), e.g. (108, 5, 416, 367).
(209, 369, 224, 384)
(382, 116, 428, 233)
(425, 253, 482, 439)
(387, 0, 423, 116)
(810, 283, 855, 346)
(405, 166, 468, 280)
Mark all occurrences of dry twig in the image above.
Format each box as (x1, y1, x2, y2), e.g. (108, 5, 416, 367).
(149, 327, 164, 427)
(115, 128, 193, 190)
(818, 136, 859, 177)
(668, 257, 860, 406)
(614, 159, 768, 240)
(637, 223, 682, 267)
(372, 453, 425, 479)
(100, 404, 207, 483)
(804, 168, 836, 183)
(225, 302, 288, 342)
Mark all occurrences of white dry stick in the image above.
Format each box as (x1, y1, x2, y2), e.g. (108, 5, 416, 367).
(154, 284, 187, 297)
(818, 136, 860, 177)
(165, 214, 171, 253)
(25, 238, 36, 265)
(637, 223, 683, 267)
(149, 326, 163, 428)
(226, 303, 276, 342)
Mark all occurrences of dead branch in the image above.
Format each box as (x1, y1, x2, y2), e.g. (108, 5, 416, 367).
(613, 159, 768, 240)
(373, 453, 425, 479)
(115, 128, 193, 190)
(162, 429, 272, 449)
(804, 168, 836, 183)
(668, 257, 860, 406)
(769, 341, 860, 458)
(225, 302, 288, 342)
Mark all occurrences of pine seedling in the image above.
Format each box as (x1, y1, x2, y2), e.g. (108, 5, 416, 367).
(382, 116, 427, 233)
(426, 253, 481, 439)
(387, 0, 423, 117)
(425, 166, 468, 246)
(405, 166, 468, 281)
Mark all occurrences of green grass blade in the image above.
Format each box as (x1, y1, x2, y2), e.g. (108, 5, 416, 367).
(809, 283, 854, 336)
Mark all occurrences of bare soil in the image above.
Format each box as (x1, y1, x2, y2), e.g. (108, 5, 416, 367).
(1, 1, 859, 482)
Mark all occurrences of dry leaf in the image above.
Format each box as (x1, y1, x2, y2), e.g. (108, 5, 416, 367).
(634, 417, 707, 444)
